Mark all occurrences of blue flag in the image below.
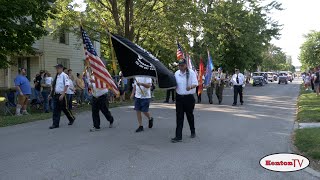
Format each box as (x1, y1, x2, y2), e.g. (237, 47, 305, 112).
(204, 50, 214, 86)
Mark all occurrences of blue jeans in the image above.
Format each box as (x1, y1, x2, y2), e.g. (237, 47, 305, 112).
(41, 91, 49, 112)
(66, 94, 73, 110)
(34, 89, 41, 103)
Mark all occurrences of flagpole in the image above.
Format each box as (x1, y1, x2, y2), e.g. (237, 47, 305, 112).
(134, 78, 146, 96)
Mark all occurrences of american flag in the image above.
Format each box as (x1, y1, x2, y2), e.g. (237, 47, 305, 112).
(177, 42, 184, 60)
(81, 27, 119, 95)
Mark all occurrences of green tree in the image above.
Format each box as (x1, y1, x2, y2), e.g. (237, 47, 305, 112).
(299, 30, 320, 69)
(0, 0, 52, 68)
(195, 0, 282, 73)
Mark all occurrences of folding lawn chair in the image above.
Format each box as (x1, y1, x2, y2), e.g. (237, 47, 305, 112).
(2, 91, 17, 116)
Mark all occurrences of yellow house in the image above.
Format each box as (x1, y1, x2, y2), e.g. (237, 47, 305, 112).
(0, 31, 101, 89)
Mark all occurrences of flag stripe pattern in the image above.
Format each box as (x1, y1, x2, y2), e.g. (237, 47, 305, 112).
(81, 27, 119, 94)
(204, 50, 214, 86)
(177, 42, 184, 60)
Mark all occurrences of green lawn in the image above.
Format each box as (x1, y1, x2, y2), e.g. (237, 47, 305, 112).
(0, 89, 167, 127)
(295, 128, 320, 160)
(297, 85, 320, 122)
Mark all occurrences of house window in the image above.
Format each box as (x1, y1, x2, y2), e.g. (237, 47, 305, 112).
(59, 30, 69, 45)
(57, 58, 70, 69)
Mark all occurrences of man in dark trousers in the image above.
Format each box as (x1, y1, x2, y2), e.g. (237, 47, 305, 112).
(171, 59, 198, 143)
(164, 89, 175, 103)
(49, 64, 75, 129)
(89, 77, 114, 131)
(231, 69, 245, 106)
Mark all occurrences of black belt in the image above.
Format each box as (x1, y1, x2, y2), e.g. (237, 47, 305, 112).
(176, 94, 193, 97)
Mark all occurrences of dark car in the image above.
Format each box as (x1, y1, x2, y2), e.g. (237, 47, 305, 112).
(278, 72, 288, 84)
(252, 72, 265, 86)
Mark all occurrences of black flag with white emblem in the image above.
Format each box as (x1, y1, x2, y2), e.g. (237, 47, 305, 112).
(111, 34, 177, 89)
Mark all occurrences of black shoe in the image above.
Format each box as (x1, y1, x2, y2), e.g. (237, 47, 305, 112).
(209, 101, 213, 104)
(232, 103, 237, 106)
(109, 119, 114, 128)
(219, 101, 222, 105)
(191, 133, 196, 138)
(171, 137, 182, 143)
(49, 125, 59, 129)
(135, 126, 144, 133)
(68, 119, 75, 126)
(148, 118, 154, 128)
(45, 111, 49, 113)
(241, 102, 244, 105)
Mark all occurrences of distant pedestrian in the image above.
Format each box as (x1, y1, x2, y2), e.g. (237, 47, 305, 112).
(214, 67, 226, 104)
(130, 76, 154, 133)
(75, 73, 85, 105)
(89, 77, 115, 132)
(34, 70, 45, 103)
(171, 59, 198, 143)
(49, 64, 75, 129)
(14, 68, 32, 116)
(304, 73, 311, 91)
(314, 68, 320, 96)
(164, 89, 175, 103)
(41, 72, 52, 113)
(66, 75, 75, 110)
(231, 69, 245, 106)
(206, 69, 215, 104)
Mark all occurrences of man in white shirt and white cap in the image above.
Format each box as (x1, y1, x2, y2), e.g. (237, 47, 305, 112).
(49, 64, 75, 129)
(89, 77, 114, 131)
(171, 58, 198, 143)
(231, 68, 245, 106)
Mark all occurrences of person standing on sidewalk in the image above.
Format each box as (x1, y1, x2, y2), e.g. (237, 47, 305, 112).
(206, 69, 215, 104)
(14, 68, 32, 116)
(313, 67, 320, 96)
(75, 73, 85, 106)
(171, 59, 198, 143)
(49, 64, 75, 129)
(130, 76, 154, 133)
(40, 72, 52, 113)
(214, 67, 226, 105)
(231, 69, 245, 106)
(89, 77, 114, 131)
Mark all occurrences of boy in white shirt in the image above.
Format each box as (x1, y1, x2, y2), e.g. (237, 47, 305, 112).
(130, 76, 154, 132)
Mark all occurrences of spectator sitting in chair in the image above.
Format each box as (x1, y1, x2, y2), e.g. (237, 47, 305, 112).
(14, 68, 32, 116)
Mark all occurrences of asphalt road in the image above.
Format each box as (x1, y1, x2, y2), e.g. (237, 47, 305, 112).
(0, 79, 318, 180)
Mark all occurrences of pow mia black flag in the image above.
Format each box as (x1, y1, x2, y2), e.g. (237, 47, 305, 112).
(111, 34, 177, 89)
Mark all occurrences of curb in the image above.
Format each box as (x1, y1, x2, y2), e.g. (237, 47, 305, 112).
(291, 122, 320, 178)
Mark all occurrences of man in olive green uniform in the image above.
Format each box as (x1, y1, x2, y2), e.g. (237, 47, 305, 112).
(206, 69, 215, 104)
(214, 67, 226, 104)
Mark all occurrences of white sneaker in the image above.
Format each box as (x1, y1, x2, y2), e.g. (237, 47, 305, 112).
(16, 113, 22, 116)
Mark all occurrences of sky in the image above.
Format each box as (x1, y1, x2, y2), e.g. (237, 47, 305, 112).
(269, 0, 320, 66)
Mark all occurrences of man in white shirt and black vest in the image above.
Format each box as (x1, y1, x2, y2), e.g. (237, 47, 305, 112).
(89, 77, 114, 132)
(171, 59, 198, 143)
(49, 64, 75, 129)
(231, 68, 245, 106)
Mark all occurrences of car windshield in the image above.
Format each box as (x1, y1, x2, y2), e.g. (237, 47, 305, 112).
(253, 73, 264, 76)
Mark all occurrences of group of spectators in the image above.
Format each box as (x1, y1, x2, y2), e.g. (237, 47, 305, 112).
(302, 67, 320, 96)
(12, 66, 157, 116)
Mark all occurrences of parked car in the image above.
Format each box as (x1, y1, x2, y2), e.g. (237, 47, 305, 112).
(267, 72, 274, 82)
(252, 72, 265, 86)
(278, 72, 288, 84)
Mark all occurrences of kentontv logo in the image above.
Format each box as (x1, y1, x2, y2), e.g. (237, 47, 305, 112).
(260, 153, 310, 172)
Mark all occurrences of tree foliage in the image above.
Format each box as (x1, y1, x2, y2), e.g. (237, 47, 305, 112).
(0, 0, 52, 68)
(299, 31, 320, 70)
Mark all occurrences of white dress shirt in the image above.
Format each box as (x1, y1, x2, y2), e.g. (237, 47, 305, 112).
(54, 72, 70, 94)
(231, 73, 245, 85)
(134, 76, 152, 99)
(92, 83, 108, 98)
(175, 69, 198, 95)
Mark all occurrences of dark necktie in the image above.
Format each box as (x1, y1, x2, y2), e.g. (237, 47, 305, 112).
(236, 74, 239, 84)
